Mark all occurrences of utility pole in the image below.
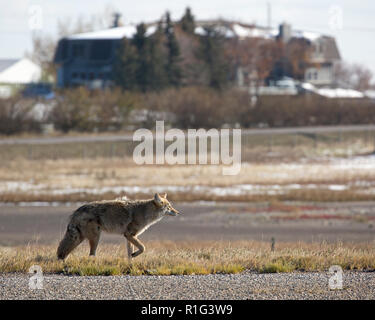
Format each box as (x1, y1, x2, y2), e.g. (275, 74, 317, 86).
(267, 2, 272, 29)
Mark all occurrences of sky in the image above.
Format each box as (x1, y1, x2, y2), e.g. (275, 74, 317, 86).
(1, 0, 375, 75)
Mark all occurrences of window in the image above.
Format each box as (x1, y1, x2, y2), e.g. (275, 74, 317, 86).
(72, 43, 86, 58)
(90, 40, 112, 60)
(55, 39, 68, 61)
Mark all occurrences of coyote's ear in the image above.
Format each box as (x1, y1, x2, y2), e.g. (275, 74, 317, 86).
(154, 193, 163, 206)
(163, 193, 167, 199)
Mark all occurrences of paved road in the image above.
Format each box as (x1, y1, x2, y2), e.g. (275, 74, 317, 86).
(1, 271, 374, 300)
(1, 124, 374, 145)
(0, 202, 374, 246)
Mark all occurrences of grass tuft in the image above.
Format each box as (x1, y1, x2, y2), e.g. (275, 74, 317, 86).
(1, 241, 375, 276)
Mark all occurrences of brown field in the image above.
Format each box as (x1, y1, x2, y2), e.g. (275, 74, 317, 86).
(1, 128, 375, 203)
(1, 153, 375, 202)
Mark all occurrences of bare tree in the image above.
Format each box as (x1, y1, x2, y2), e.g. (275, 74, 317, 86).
(286, 38, 313, 80)
(254, 39, 283, 85)
(352, 64, 373, 91)
(334, 61, 373, 91)
(28, 33, 57, 81)
(0, 96, 41, 134)
(333, 61, 351, 87)
(225, 37, 282, 91)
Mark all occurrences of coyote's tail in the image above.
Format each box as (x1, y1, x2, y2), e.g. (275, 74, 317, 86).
(57, 216, 83, 260)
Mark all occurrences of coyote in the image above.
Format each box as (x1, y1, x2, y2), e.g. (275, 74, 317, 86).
(57, 193, 180, 260)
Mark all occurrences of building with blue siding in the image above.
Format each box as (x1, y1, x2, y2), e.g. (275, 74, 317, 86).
(54, 26, 144, 88)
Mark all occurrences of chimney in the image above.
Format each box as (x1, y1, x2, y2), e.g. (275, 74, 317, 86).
(112, 12, 122, 28)
(278, 22, 291, 43)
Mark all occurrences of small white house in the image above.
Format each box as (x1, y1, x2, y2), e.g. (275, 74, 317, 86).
(0, 58, 42, 98)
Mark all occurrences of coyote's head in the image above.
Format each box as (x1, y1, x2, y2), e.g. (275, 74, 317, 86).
(153, 193, 180, 216)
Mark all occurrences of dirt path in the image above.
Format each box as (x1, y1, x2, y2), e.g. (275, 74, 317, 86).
(1, 124, 374, 145)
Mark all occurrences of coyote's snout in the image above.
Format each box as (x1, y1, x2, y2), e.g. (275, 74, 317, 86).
(57, 193, 180, 260)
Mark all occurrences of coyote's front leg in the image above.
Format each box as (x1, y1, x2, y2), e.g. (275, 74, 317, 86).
(126, 240, 134, 260)
(124, 232, 145, 258)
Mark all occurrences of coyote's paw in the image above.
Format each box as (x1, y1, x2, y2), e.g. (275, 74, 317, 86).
(131, 251, 142, 258)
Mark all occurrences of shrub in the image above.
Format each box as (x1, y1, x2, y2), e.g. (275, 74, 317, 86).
(137, 88, 375, 129)
(140, 86, 250, 128)
(0, 96, 41, 135)
(250, 95, 375, 127)
(50, 87, 137, 132)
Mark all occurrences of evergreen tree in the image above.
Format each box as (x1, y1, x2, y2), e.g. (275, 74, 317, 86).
(180, 7, 195, 34)
(148, 22, 168, 90)
(132, 23, 151, 91)
(164, 11, 182, 87)
(115, 14, 231, 91)
(113, 37, 138, 90)
(197, 26, 229, 89)
(115, 22, 168, 92)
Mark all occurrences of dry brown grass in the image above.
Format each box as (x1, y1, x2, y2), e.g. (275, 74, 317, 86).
(1, 241, 375, 275)
(1, 129, 374, 203)
(1, 189, 375, 203)
(1, 128, 374, 161)
(0, 158, 371, 186)
(1, 156, 375, 202)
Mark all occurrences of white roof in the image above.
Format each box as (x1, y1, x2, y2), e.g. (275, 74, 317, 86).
(0, 58, 41, 84)
(66, 25, 160, 40)
(67, 25, 138, 40)
(292, 30, 321, 42)
(194, 23, 321, 41)
(194, 26, 206, 36)
(232, 24, 278, 39)
(194, 25, 235, 37)
(66, 22, 324, 43)
(195, 23, 278, 39)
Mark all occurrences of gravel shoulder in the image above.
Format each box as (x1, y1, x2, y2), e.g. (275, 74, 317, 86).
(1, 271, 375, 300)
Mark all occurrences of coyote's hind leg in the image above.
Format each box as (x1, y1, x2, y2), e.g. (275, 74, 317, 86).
(88, 234, 100, 256)
(85, 223, 101, 257)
